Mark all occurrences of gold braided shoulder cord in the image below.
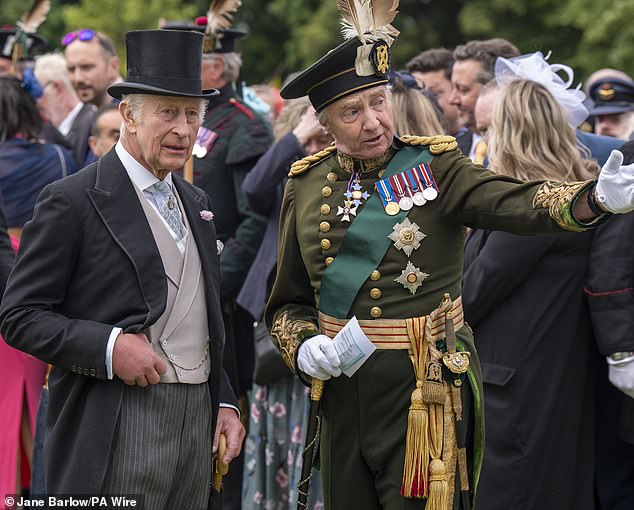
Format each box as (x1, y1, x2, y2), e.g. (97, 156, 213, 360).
(269, 311, 318, 372)
(531, 180, 592, 231)
(288, 145, 338, 177)
(399, 135, 458, 155)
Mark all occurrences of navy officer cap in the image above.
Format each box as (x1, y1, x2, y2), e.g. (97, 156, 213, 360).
(588, 77, 634, 116)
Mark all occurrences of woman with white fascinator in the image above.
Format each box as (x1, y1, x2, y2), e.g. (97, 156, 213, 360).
(462, 51, 600, 510)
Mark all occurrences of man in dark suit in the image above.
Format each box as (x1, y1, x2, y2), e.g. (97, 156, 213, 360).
(35, 52, 97, 168)
(0, 29, 244, 509)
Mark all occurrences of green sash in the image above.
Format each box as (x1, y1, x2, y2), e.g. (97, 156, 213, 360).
(319, 146, 433, 318)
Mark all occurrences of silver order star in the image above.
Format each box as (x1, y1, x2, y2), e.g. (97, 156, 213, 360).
(388, 218, 426, 257)
(395, 261, 430, 295)
(336, 202, 358, 222)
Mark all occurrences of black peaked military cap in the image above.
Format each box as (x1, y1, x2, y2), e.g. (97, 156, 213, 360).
(108, 30, 218, 100)
(0, 27, 48, 60)
(588, 77, 634, 116)
(163, 17, 246, 54)
(281, 37, 392, 112)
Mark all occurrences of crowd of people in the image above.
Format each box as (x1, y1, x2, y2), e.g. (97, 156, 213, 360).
(0, 1, 634, 510)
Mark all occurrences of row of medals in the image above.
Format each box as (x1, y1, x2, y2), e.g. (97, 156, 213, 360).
(337, 169, 439, 220)
(380, 167, 439, 216)
(386, 184, 438, 215)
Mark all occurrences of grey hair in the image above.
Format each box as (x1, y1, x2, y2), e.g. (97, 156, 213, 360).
(34, 53, 73, 89)
(121, 93, 207, 121)
(203, 52, 243, 83)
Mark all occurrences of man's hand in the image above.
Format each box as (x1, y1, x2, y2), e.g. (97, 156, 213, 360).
(292, 107, 325, 147)
(213, 407, 246, 466)
(297, 334, 342, 380)
(596, 150, 634, 214)
(607, 354, 634, 400)
(112, 332, 167, 387)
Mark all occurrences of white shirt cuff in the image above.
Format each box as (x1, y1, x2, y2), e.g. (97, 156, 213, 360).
(106, 327, 122, 380)
(219, 402, 240, 419)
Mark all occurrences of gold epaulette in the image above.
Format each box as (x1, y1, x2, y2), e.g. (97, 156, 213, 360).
(288, 145, 338, 177)
(399, 134, 458, 155)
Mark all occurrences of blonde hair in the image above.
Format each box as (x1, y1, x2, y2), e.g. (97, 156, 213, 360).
(488, 80, 598, 181)
(390, 82, 444, 137)
(273, 96, 312, 141)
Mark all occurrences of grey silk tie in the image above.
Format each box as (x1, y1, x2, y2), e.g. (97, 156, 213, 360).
(148, 181, 186, 239)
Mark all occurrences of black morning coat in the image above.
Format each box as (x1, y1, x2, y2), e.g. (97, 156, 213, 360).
(0, 148, 236, 505)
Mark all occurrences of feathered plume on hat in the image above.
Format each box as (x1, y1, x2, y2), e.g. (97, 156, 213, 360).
(337, 0, 400, 76)
(205, 0, 242, 51)
(11, 0, 50, 71)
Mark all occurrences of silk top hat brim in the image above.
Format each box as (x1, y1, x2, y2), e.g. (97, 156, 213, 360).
(108, 29, 218, 100)
(281, 37, 391, 112)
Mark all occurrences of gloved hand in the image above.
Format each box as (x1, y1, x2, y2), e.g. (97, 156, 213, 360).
(297, 334, 342, 380)
(596, 150, 634, 214)
(607, 354, 634, 400)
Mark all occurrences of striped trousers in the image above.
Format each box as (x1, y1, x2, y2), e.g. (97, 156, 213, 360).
(102, 382, 213, 509)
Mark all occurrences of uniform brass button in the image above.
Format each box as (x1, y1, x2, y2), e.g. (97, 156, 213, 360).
(370, 288, 382, 299)
(370, 306, 382, 318)
(321, 204, 331, 215)
(322, 186, 332, 198)
(325, 257, 334, 266)
(370, 270, 381, 281)
(319, 221, 331, 233)
(327, 172, 338, 182)
(321, 238, 331, 250)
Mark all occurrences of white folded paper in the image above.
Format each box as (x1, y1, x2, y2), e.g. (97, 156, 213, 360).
(330, 316, 376, 377)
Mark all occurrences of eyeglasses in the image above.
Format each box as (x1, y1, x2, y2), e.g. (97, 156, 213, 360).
(61, 29, 95, 48)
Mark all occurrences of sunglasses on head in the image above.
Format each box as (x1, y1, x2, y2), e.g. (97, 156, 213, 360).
(61, 29, 95, 48)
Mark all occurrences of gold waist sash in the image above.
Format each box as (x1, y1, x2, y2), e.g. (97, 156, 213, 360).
(318, 296, 464, 349)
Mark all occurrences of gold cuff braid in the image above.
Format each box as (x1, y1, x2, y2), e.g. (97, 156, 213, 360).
(532, 180, 592, 231)
(270, 311, 318, 372)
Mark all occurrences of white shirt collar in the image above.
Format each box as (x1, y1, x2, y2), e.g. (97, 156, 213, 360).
(115, 141, 174, 192)
(58, 102, 85, 136)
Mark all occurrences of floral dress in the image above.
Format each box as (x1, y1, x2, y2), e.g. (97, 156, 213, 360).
(243, 375, 324, 510)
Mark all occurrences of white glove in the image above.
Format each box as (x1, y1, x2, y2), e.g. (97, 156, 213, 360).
(596, 150, 634, 214)
(607, 355, 634, 400)
(297, 334, 342, 380)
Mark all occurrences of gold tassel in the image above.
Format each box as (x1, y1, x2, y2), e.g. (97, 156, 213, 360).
(427, 403, 449, 510)
(401, 317, 429, 498)
(427, 458, 449, 510)
(401, 381, 429, 497)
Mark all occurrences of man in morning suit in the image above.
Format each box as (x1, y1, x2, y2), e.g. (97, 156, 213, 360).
(0, 29, 244, 509)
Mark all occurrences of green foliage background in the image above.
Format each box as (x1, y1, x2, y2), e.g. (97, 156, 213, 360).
(2, 0, 633, 86)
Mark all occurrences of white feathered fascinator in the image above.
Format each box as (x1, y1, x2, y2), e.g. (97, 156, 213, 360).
(337, 0, 400, 76)
(495, 51, 588, 127)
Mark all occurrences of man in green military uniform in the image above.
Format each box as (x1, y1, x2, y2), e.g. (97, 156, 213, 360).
(265, 3, 634, 510)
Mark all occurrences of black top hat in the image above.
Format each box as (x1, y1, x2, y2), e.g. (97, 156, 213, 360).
(0, 27, 48, 60)
(588, 77, 634, 116)
(107, 30, 218, 100)
(281, 37, 391, 112)
(162, 17, 246, 54)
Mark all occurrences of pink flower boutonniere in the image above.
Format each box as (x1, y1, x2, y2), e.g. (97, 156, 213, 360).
(200, 210, 214, 222)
